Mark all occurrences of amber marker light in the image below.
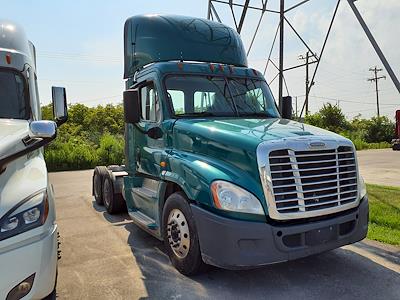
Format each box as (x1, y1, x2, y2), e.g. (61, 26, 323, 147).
(177, 62, 184, 70)
(41, 193, 50, 224)
(211, 182, 222, 209)
(160, 161, 167, 168)
(5, 54, 11, 64)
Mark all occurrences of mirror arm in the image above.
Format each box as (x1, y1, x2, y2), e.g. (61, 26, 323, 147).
(0, 134, 56, 170)
(133, 123, 148, 134)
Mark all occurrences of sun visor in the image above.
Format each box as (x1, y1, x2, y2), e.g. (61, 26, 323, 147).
(124, 15, 248, 79)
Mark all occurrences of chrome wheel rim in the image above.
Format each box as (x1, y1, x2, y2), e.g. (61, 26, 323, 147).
(103, 179, 112, 207)
(167, 208, 190, 258)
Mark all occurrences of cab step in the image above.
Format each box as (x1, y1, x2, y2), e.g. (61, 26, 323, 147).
(129, 210, 159, 233)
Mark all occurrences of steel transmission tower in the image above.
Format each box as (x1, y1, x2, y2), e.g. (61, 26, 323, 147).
(207, 0, 340, 115)
(207, 0, 400, 117)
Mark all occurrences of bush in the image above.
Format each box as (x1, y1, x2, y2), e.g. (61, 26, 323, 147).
(44, 136, 98, 171)
(42, 103, 125, 171)
(305, 104, 394, 150)
(96, 133, 125, 166)
(363, 116, 395, 143)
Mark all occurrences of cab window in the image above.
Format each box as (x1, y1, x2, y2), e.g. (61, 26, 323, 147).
(140, 83, 160, 122)
(0, 70, 29, 119)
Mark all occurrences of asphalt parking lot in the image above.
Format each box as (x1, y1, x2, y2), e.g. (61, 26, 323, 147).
(50, 150, 400, 300)
(357, 149, 400, 187)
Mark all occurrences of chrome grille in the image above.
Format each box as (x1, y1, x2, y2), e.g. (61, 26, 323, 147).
(268, 146, 358, 214)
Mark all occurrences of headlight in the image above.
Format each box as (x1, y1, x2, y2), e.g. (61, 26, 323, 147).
(0, 191, 49, 241)
(358, 175, 367, 199)
(211, 181, 264, 215)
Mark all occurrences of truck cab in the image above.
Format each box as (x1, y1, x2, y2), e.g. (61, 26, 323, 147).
(0, 20, 67, 298)
(93, 15, 368, 275)
(393, 110, 400, 150)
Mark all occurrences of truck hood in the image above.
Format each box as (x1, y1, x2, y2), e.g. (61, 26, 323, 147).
(0, 119, 30, 158)
(172, 118, 349, 184)
(0, 119, 48, 219)
(174, 118, 346, 149)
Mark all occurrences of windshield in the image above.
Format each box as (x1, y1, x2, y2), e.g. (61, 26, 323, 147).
(0, 70, 29, 119)
(165, 75, 279, 118)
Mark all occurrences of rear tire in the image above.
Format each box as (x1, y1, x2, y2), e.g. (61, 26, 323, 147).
(162, 192, 205, 276)
(102, 173, 125, 214)
(93, 166, 108, 205)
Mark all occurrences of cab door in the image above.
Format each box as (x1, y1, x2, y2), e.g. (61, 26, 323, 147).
(131, 79, 165, 221)
(135, 80, 164, 176)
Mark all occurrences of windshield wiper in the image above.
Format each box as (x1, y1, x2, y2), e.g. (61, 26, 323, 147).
(175, 112, 218, 118)
(238, 112, 271, 118)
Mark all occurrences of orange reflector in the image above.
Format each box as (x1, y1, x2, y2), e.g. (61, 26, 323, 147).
(211, 182, 222, 209)
(5, 54, 11, 64)
(160, 161, 167, 168)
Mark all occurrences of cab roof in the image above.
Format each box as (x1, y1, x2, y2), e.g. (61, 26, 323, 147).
(136, 61, 264, 80)
(0, 20, 36, 70)
(124, 14, 248, 79)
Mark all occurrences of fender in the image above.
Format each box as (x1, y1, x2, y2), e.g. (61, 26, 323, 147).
(162, 150, 266, 210)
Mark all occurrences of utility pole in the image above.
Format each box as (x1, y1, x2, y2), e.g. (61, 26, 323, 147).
(278, 0, 285, 112)
(299, 51, 312, 116)
(368, 66, 386, 117)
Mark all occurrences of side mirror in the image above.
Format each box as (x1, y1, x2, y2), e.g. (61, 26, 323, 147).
(281, 96, 293, 120)
(52, 86, 68, 126)
(123, 89, 141, 123)
(29, 120, 57, 139)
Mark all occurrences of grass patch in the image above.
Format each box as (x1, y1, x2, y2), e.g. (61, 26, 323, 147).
(367, 184, 400, 246)
(351, 138, 391, 150)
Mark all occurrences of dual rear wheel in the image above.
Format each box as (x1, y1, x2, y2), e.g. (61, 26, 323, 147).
(92, 166, 126, 214)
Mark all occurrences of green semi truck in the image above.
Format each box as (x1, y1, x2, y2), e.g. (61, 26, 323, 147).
(92, 15, 368, 275)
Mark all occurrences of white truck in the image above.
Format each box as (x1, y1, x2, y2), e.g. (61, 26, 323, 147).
(0, 20, 67, 299)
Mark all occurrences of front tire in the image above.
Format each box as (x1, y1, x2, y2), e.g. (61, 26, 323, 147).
(162, 192, 205, 275)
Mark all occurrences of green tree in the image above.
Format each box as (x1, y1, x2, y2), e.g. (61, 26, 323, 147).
(364, 116, 395, 143)
(305, 103, 349, 133)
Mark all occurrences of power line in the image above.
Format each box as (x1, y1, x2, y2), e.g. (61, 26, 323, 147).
(295, 94, 398, 106)
(368, 66, 386, 117)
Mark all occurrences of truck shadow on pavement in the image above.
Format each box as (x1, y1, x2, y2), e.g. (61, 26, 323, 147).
(94, 202, 400, 300)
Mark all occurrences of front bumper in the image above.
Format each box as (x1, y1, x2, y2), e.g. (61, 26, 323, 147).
(192, 197, 368, 269)
(0, 225, 58, 300)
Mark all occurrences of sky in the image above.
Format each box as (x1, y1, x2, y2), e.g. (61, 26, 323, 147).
(2, 0, 399, 119)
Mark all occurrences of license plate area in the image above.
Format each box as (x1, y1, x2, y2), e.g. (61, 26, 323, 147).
(305, 225, 338, 246)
